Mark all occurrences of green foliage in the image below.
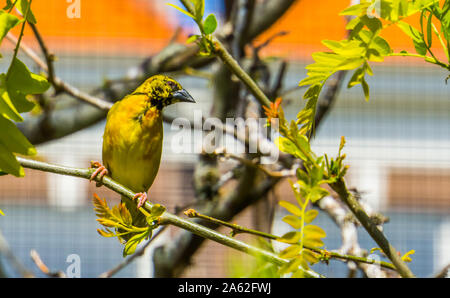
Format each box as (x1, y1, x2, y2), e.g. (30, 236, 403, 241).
(0, 1, 49, 177)
(0, 11, 20, 47)
(93, 194, 165, 257)
(0, 208, 4, 216)
(298, 0, 449, 137)
(168, 0, 218, 55)
(228, 239, 281, 278)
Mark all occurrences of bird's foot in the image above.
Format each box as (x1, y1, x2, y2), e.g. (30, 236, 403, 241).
(134, 192, 148, 209)
(90, 161, 108, 185)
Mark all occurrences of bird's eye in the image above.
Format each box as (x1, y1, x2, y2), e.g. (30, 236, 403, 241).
(166, 80, 177, 90)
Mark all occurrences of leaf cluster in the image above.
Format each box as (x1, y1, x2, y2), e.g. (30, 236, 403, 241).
(298, 0, 449, 137)
(0, 0, 50, 177)
(168, 0, 218, 55)
(93, 194, 165, 257)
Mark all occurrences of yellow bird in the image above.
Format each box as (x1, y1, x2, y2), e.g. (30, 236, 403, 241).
(91, 75, 195, 234)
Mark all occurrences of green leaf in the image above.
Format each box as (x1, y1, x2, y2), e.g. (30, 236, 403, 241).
(0, 115, 36, 156)
(426, 11, 433, 47)
(303, 83, 321, 100)
(360, 15, 382, 33)
(0, 141, 24, 177)
(303, 237, 324, 248)
(339, 3, 368, 16)
(335, 57, 365, 71)
(279, 200, 302, 217)
(298, 75, 327, 87)
(347, 67, 366, 88)
(361, 76, 370, 101)
(279, 244, 301, 259)
(191, 0, 205, 21)
(282, 215, 302, 229)
(0, 86, 23, 122)
(203, 14, 217, 35)
(7, 90, 34, 113)
(303, 224, 326, 240)
(278, 231, 302, 244)
(166, 3, 195, 19)
(3, 0, 14, 10)
(304, 209, 318, 224)
(309, 186, 329, 203)
(302, 249, 320, 264)
(397, 21, 427, 55)
(322, 39, 366, 57)
(0, 11, 21, 46)
(122, 230, 150, 257)
(296, 168, 309, 184)
(6, 58, 50, 94)
(0, 208, 4, 216)
(15, 0, 36, 24)
(186, 34, 200, 44)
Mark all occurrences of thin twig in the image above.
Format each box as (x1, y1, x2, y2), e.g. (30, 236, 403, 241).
(5, 33, 114, 111)
(28, 22, 57, 88)
(330, 177, 416, 278)
(30, 249, 66, 278)
(184, 208, 396, 270)
(216, 150, 294, 178)
(433, 264, 450, 278)
(213, 38, 272, 107)
(6, 0, 32, 80)
(0, 229, 34, 277)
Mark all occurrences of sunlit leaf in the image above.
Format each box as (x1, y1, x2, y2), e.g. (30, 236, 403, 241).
(6, 58, 50, 95)
(123, 230, 150, 257)
(279, 200, 302, 217)
(0, 11, 20, 46)
(303, 225, 326, 240)
(0, 141, 24, 177)
(396, 21, 427, 55)
(16, 0, 37, 24)
(278, 231, 302, 244)
(279, 244, 301, 259)
(0, 115, 36, 156)
(304, 209, 319, 224)
(282, 215, 302, 229)
(166, 3, 195, 19)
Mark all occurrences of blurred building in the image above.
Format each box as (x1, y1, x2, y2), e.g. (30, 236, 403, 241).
(0, 0, 449, 277)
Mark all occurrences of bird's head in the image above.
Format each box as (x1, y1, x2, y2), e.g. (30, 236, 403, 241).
(134, 75, 195, 110)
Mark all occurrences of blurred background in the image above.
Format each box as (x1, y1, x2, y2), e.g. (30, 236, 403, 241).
(0, 0, 448, 277)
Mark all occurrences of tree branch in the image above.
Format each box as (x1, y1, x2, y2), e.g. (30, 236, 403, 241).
(15, 156, 326, 277)
(330, 178, 415, 278)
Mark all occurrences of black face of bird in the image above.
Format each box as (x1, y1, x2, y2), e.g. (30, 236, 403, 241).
(134, 75, 196, 110)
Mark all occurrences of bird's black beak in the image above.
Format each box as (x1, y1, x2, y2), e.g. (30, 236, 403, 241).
(172, 89, 196, 103)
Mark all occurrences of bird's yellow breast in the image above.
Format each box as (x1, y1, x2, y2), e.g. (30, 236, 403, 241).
(102, 94, 163, 193)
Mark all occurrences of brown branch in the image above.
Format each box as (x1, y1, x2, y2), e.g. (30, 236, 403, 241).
(5, 33, 113, 111)
(330, 178, 415, 278)
(30, 249, 66, 278)
(0, 229, 34, 278)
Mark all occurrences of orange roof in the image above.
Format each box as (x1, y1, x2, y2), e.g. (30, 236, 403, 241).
(9, 0, 447, 61)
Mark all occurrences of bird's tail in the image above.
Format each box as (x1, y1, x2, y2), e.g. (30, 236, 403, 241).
(119, 195, 147, 242)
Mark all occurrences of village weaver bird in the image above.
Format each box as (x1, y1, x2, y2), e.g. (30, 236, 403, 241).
(90, 75, 195, 235)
